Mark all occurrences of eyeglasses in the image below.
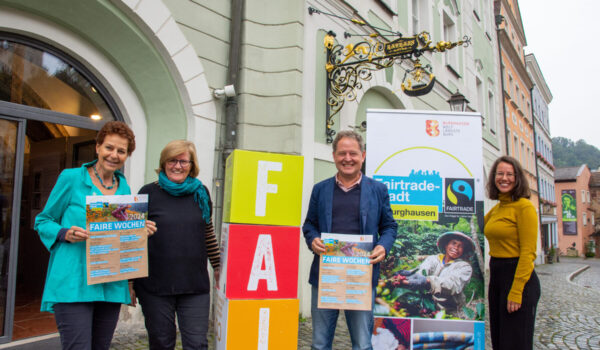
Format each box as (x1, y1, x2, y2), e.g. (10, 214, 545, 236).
(495, 172, 515, 179)
(166, 159, 192, 167)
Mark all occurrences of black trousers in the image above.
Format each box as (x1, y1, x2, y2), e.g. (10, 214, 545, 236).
(488, 257, 541, 350)
(53, 302, 121, 350)
(136, 286, 210, 350)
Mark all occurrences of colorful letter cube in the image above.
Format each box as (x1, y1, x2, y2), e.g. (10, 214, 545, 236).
(218, 223, 300, 299)
(214, 291, 299, 350)
(223, 150, 303, 226)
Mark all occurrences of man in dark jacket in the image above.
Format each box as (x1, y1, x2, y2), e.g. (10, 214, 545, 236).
(303, 130, 398, 350)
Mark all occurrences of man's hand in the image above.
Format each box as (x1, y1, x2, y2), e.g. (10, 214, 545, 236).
(311, 237, 326, 255)
(369, 245, 386, 264)
(507, 300, 521, 313)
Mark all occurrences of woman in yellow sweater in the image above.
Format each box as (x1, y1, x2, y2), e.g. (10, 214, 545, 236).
(484, 156, 540, 349)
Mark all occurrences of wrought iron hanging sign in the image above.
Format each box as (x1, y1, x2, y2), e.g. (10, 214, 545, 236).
(309, 7, 470, 143)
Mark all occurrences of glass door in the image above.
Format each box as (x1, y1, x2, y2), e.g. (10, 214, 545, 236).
(0, 117, 25, 342)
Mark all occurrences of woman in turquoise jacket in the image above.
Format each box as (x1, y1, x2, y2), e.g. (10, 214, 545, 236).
(34, 121, 156, 350)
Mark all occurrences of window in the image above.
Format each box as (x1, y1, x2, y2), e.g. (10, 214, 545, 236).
(587, 191, 590, 203)
(443, 11, 458, 71)
(412, 0, 419, 33)
(0, 35, 117, 121)
(508, 74, 514, 96)
(488, 89, 496, 132)
(583, 212, 587, 226)
(582, 190, 586, 203)
(412, 0, 429, 34)
(514, 135, 519, 158)
(476, 76, 484, 116)
(592, 215, 595, 226)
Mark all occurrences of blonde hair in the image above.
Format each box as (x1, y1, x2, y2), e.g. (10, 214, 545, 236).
(156, 140, 200, 178)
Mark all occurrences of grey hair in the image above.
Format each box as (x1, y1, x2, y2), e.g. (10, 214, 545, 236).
(332, 130, 365, 152)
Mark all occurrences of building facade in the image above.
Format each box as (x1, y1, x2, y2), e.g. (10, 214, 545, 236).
(588, 170, 600, 256)
(555, 165, 594, 257)
(0, 0, 504, 345)
(526, 53, 555, 263)
(495, 0, 545, 262)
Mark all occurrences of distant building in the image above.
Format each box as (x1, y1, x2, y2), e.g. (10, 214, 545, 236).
(588, 171, 600, 256)
(555, 165, 595, 257)
(495, 0, 541, 262)
(526, 53, 555, 264)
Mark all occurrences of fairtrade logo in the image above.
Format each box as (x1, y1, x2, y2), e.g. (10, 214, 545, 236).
(425, 120, 440, 137)
(444, 178, 475, 215)
(446, 180, 473, 205)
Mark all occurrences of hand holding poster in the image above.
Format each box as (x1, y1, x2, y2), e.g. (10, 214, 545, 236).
(317, 233, 373, 311)
(86, 194, 149, 284)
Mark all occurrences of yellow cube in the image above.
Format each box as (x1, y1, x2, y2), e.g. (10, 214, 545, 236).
(214, 291, 299, 350)
(223, 150, 304, 226)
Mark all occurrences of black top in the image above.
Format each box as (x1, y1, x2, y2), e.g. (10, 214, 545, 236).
(134, 182, 212, 295)
(331, 183, 361, 235)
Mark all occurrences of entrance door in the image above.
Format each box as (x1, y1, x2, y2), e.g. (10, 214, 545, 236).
(0, 117, 25, 342)
(12, 120, 97, 340)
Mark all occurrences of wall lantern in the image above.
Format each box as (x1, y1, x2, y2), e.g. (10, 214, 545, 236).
(447, 90, 470, 112)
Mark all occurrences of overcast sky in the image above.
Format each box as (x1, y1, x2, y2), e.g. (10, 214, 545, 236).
(518, 1, 600, 149)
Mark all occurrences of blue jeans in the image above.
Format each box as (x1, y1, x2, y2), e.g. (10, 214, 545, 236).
(136, 286, 210, 350)
(311, 285, 374, 350)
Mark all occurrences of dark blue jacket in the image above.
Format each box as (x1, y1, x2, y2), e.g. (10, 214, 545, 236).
(302, 175, 398, 287)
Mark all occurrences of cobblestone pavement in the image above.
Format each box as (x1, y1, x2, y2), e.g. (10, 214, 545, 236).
(110, 257, 600, 349)
(533, 257, 600, 350)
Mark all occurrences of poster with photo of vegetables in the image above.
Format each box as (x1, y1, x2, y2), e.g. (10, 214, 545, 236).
(367, 110, 485, 349)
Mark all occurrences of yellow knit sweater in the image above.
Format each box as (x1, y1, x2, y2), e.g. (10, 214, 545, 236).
(484, 193, 538, 304)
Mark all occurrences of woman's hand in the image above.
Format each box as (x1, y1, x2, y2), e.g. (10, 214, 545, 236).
(128, 281, 137, 307)
(145, 220, 157, 236)
(214, 268, 221, 288)
(507, 300, 521, 313)
(66, 226, 89, 243)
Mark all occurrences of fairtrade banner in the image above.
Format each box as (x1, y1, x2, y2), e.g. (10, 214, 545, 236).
(317, 233, 373, 311)
(367, 110, 485, 349)
(561, 189, 577, 235)
(85, 194, 148, 284)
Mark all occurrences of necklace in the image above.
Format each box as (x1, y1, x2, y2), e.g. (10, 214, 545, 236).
(93, 164, 117, 190)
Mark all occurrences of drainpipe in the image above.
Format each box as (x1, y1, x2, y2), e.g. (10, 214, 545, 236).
(495, 14, 510, 155)
(215, 0, 243, 234)
(224, 0, 244, 159)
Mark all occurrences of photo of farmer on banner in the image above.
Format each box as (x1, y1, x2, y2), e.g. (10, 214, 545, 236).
(374, 213, 485, 320)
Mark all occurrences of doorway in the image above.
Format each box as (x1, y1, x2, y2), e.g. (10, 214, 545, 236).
(1, 32, 120, 343)
(12, 120, 96, 340)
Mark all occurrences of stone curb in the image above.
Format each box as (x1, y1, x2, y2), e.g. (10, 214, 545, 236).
(566, 264, 590, 285)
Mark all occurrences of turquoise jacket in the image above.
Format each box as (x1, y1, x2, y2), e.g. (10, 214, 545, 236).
(34, 160, 131, 312)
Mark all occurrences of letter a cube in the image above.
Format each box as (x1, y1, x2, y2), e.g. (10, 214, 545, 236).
(219, 223, 299, 299)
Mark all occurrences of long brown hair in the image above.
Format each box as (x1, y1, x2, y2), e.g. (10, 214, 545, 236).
(486, 156, 530, 200)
